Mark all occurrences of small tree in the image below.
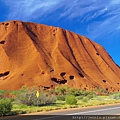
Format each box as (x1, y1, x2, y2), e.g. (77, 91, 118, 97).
(16, 87, 56, 106)
(0, 98, 13, 116)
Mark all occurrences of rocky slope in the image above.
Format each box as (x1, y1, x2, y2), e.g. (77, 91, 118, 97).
(0, 20, 120, 91)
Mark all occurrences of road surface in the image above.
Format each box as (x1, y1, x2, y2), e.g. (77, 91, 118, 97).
(0, 103, 120, 120)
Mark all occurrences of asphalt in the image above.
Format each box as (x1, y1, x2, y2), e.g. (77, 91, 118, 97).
(0, 103, 120, 120)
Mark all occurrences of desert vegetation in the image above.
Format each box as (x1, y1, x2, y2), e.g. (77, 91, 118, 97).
(0, 86, 120, 116)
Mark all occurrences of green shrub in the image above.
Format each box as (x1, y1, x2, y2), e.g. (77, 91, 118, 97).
(57, 95, 65, 101)
(0, 90, 6, 96)
(112, 92, 120, 99)
(65, 95, 77, 105)
(68, 88, 94, 97)
(93, 87, 110, 95)
(82, 97, 88, 102)
(49, 89, 55, 95)
(16, 87, 57, 106)
(81, 90, 92, 96)
(0, 98, 13, 116)
(55, 86, 69, 95)
(77, 96, 84, 100)
(0, 93, 4, 99)
(0, 90, 12, 99)
(87, 94, 94, 99)
(68, 88, 83, 96)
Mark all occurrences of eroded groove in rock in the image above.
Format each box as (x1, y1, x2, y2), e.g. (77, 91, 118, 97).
(82, 38, 119, 89)
(78, 73, 84, 78)
(90, 40, 120, 78)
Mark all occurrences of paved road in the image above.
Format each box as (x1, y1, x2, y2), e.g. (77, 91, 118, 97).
(0, 104, 120, 120)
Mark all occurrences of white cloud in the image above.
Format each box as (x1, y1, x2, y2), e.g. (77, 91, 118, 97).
(2, 0, 61, 20)
(2, 0, 120, 40)
(54, 0, 120, 40)
(110, 0, 120, 5)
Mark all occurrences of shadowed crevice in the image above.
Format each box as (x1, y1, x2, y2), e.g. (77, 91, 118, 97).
(69, 75, 74, 80)
(60, 72, 66, 77)
(96, 53, 100, 56)
(51, 78, 67, 84)
(0, 40, 5, 44)
(103, 80, 106, 83)
(0, 71, 10, 77)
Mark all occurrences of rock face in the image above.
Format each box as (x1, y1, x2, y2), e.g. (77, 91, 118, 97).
(0, 20, 120, 91)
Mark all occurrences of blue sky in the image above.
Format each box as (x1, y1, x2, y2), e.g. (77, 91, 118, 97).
(0, 0, 120, 66)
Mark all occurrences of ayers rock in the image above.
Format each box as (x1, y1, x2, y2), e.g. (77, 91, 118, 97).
(0, 20, 120, 91)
